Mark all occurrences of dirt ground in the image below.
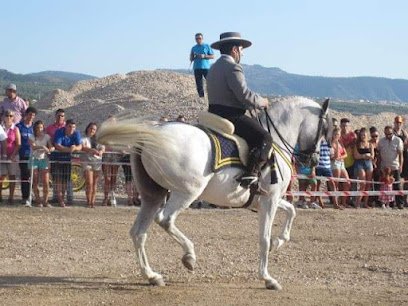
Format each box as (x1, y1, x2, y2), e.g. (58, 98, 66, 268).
(0, 197, 407, 306)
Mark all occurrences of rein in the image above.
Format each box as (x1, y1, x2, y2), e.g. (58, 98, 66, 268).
(251, 99, 329, 167)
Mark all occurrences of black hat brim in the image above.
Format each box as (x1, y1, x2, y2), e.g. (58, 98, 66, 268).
(211, 38, 252, 50)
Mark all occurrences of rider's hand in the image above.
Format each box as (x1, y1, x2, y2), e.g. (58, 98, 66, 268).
(259, 98, 269, 109)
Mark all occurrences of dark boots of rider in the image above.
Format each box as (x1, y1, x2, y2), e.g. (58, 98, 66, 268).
(240, 148, 261, 188)
(240, 141, 271, 189)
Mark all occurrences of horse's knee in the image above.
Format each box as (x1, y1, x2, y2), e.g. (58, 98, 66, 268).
(157, 216, 171, 231)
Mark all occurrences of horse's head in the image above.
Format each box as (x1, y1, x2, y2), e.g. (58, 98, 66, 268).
(296, 98, 330, 167)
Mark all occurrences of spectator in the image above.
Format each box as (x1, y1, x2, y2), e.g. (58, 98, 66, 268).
(29, 120, 53, 207)
(120, 152, 141, 206)
(0, 121, 8, 203)
(330, 127, 350, 208)
(377, 125, 404, 209)
(0, 110, 20, 204)
(45, 109, 73, 204)
(101, 116, 120, 206)
(339, 118, 357, 179)
(53, 119, 82, 207)
(379, 167, 395, 209)
(340, 118, 357, 206)
(295, 163, 319, 209)
(0, 83, 28, 124)
(369, 126, 381, 207)
(392, 115, 408, 207)
(316, 138, 341, 209)
(16, 106, 37, 206)
(189, 33, 215, 98)
(81, 122, 104, 208)
(353, 128, 374, 208)
(101, 149, 121, 206)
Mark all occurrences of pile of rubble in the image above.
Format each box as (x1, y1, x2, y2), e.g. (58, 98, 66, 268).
(35, 70, 402, 132)
(36, 70, 207, 130)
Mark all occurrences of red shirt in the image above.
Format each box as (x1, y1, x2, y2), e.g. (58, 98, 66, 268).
(340, 131, 356, 148)
(45, 122, 65, 142)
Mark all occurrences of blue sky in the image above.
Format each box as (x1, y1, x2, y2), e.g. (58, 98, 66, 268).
(1, 0, 407, 79)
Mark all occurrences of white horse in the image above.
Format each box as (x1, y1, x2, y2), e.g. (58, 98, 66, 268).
(96, 96, 331, 290)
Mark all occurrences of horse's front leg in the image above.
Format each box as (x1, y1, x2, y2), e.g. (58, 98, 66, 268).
(258, 196, 282, 290)
(270, 198, 296, 251)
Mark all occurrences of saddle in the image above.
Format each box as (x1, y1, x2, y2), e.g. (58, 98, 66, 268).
(198, 112, 249, 169)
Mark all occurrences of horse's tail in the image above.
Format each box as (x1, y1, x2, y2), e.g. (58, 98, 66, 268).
(96, 120, 170, 158)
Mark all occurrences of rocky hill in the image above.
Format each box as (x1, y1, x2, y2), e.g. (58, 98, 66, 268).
(36, 71, 207, 129)
(34, 70, 404, 134)
(0, 69, 96, 100)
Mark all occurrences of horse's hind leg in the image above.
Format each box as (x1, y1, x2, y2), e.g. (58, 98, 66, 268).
(270, 199, 296, 252)
(129, 153, 169, 286)
(155, 190, 203, 271)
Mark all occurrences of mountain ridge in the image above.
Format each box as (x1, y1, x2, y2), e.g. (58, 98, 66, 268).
(2, 66, 408, 103)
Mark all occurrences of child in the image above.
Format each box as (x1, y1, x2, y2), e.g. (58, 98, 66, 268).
(379, 167, 395, 209)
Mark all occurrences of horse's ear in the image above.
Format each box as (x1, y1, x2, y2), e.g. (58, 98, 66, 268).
(322, 98, 330, 115)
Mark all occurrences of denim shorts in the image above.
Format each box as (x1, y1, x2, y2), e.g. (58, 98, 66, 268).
(316, 167, 333, 177)
(29, 158, 49, 170)
(354, 160, 373, 174)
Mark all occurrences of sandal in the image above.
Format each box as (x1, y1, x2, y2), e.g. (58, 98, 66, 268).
(101, 198, 109, 206)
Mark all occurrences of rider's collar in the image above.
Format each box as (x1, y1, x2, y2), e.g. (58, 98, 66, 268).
(221, 54, 235, 63)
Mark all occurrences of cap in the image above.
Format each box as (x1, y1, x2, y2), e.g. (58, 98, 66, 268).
(395, 116, 403, 123)
(5, 83, 17, 91)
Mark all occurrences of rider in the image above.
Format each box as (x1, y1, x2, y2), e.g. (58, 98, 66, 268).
(207, 32, 272, 189)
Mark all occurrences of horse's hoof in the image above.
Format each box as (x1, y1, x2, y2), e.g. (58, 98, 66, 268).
(265, 280, 282, 290)
(182, 253, 196, 271)
(270, 238, 284, 252)
(148, 276, 165, 287)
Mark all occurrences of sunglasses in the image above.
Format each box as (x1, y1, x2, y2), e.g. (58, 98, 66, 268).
(371, 135, 378, 138)
(5, 115, 13, 117)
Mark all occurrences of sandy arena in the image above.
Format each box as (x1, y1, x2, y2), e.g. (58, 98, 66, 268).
(0, 198, 407, 305)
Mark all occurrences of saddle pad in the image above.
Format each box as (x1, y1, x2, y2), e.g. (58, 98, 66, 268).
(198, 112, 249, 165)
(206, 130, 245, 172)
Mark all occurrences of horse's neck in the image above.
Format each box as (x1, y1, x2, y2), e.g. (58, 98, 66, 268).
(261, 107, 300, 150)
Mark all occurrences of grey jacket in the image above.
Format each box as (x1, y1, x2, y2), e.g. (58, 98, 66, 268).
(207, 55, 264, 111)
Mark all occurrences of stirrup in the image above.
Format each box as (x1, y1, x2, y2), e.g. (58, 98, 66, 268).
(239, 175, 258, 188)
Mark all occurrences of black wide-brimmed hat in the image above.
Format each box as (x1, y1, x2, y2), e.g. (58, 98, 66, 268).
(211, 32, 252, 50)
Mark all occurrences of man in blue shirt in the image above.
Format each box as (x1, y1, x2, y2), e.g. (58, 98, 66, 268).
(189, 33, 214, 97)
(53, 119, 82, 207)
(16, 106, 37, 206)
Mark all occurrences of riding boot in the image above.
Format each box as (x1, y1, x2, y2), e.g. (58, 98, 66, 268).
(239, 148, 262, 189)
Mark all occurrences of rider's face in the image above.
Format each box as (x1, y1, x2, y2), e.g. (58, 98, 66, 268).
(232, 46, 244, 64)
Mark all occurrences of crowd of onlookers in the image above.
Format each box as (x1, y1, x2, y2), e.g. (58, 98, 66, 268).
(291, 116, 408, 210)
(0, 83, 191, 209)
(0, 83, 143, 208)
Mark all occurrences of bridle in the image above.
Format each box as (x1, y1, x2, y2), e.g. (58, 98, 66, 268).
(260, 99, 329, 167)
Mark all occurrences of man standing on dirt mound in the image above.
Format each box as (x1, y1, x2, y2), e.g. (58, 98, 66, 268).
(189, 33, 215, 98)
(206, 32, 271, 192)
